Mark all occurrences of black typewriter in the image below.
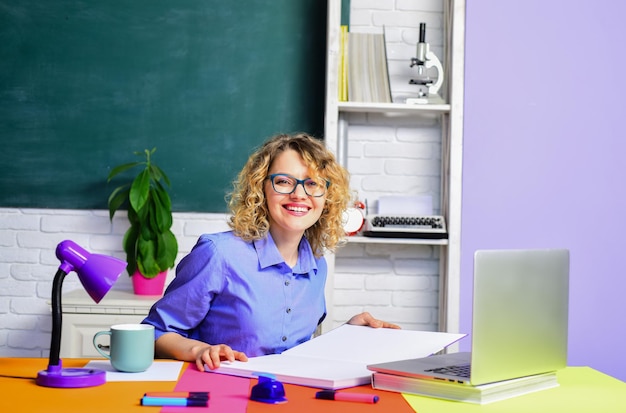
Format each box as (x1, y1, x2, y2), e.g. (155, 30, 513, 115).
(362, 215, 447, 239)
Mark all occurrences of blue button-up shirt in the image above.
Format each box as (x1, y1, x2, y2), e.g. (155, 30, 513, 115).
(142, 231, 327, 357)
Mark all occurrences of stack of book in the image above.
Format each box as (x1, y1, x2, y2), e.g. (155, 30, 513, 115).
(371, 371, 559, 404)
(340, 31, 392, 103)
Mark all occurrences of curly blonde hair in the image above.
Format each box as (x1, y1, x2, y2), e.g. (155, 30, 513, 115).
(227, 133, 351, 256)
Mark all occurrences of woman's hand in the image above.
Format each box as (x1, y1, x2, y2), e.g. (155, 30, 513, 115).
(192, 343, 249, 371)
(347, 311, 401, 329)
(155, 333, 248, 372)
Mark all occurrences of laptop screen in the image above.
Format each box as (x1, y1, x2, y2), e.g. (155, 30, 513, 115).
(470, 248, 569, 384)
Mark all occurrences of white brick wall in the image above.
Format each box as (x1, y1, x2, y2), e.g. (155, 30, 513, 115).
(0, 208, 231, 357)
(0, 205, 439, 357)
(333, 242, 440, 331)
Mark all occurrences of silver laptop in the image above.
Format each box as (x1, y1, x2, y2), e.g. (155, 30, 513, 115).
(368, 248, 569, 386)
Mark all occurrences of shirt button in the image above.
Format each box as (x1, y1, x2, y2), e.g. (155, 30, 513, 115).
(282, 336, 287, 342)
(286, 308, 291, 314)
(284, 280, 290, 286)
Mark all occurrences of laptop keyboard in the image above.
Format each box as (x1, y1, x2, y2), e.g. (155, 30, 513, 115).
(425, 364, 471, 378)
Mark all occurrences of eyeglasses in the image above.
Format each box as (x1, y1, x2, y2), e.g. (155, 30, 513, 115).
(267, 173, 330, 197)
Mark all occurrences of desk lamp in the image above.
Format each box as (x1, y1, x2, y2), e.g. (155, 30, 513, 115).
(36, 240, 126, 388)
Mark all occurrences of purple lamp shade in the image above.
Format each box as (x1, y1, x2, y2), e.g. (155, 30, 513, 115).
(56, 240, 126, 303)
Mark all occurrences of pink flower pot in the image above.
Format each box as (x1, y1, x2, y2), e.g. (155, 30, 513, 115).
(131, 270, 167, 296)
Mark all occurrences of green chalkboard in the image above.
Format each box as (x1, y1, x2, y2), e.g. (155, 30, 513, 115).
(0, 0, 327, 212)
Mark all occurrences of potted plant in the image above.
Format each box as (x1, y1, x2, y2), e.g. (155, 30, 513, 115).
(107, 148, 178, 295)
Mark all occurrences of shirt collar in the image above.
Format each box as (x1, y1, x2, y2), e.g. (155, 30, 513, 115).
(254, 233, 318, 275)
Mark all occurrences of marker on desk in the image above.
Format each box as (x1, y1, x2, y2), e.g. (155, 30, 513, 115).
(141, 396, 209, 407)
(315, 390, 379, 404)
(144, 391, 209, 399)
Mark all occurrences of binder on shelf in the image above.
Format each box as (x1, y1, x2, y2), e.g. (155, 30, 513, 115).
(339, 25, 349, 101)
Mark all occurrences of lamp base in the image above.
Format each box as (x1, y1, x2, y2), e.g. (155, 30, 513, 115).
(36, 360, 106, 388)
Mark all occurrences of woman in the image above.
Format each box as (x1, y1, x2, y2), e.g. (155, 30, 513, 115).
(142, 133, 399, 372)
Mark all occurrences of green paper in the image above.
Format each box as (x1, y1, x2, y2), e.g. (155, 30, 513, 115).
(402, 367, 626, 413)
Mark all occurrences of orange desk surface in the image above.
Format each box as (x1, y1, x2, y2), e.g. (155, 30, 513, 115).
(0, 358, 412, 413)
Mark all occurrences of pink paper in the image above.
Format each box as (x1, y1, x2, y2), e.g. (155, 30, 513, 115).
(161, 365, 250, 413)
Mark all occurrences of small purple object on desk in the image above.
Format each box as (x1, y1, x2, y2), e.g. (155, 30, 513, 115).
(144, 391, 210, 399)
(315, 390, 379, 404)
(249, 375, 288, 404)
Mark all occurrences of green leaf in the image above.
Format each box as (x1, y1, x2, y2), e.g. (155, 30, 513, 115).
(146, 147, 157, 158)
(134, 193, 150, 223)
(140, 217, 156, 240)
(122, 225, 140, 275)
(143, 194, 154, 222)
(152, 164, 171, 187)
(107, 185, 130, 220)
(127, 204, 140, 225)
(156, 230, 178, 270)
(148, 164, 162, 183)
(152, 187, 172, 231)
(137, 235, 160, 277)
(155, 182, 172, 209)
(107, 161, 143, 181)
(129, 169, 150, 212)
(146, 201, 159, 235)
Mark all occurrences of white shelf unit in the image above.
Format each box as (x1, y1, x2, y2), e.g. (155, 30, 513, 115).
(347, 235, 448, 246)
(323, 0, 465, 336)
(338, 102, 451, 113)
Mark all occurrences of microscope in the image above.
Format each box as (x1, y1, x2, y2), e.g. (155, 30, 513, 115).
(408, 23, 444, 104)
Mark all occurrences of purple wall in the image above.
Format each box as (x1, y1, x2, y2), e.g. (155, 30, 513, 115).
(462, 1, 626, 381)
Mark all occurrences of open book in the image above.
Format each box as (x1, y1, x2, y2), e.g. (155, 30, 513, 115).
(207, 324, 464, 389)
